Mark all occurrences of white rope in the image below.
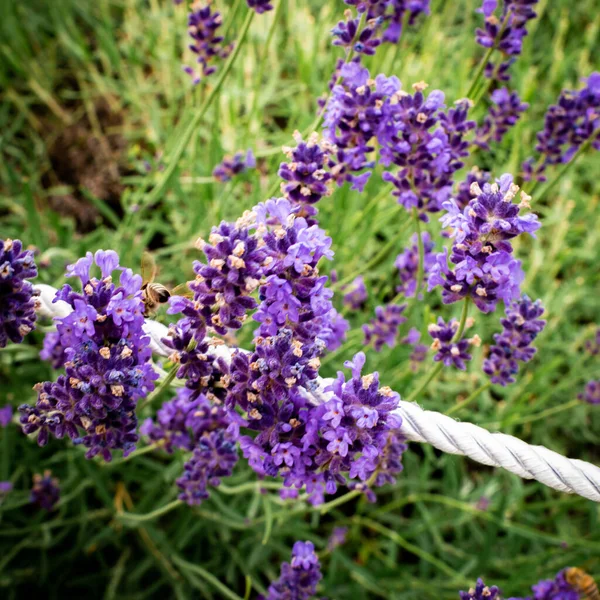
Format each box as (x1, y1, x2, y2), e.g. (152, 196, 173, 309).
(33, 284, 600, 503)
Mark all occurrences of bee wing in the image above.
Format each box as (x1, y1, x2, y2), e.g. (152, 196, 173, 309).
(141, 251, 158, 285)
(171, 282, 193, 298)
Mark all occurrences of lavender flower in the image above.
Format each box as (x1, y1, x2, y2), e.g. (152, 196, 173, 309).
(247, 0, 273, 13)
(381, 85, 475, 218)
(343, 0, 431, 45)
(40, 331, 67, 369)
(395, 232, 436, 297)
(579, 380, 600, 405)
(402, 327, 428, 371)
(323, 62, 402, 192)
(483, 295, 545, 385)
(19, 251, 158, 461)
(455, 168, 491, 210)
(0, 238, 38, 348)
(169, 217, 269, 341)
(428, 317, 474, 370)
(363, 303, 407, 351)
(511, 569, 579, 600)
(523, 73, 600, 182)
(429, 174, 540, 313)
(184, 3, 232, 85)
(332, 11, 383, 56)
(0, 481, 12, 498)
(342, 275, 367, 310)
(475, 88, 528, 149)
(0, 404, 12, 427)
(475, 0, 539, 81)
(327, 526, 348, 550)
(141, 389, 238, 505)
(459, 579, 501, 600)
(213, 150, 256, 182)
(279, 132, 334, 219)
(30, 470, 60, 511)
(261, 541, 322, 600)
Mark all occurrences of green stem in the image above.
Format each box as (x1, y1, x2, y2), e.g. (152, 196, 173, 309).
(142, 9, 255, 209)
(406, 298, 471, 402)
(446, 381, 491, 417)
(464, 44, 495, 100)
(172, 555, 245, 600)
(118, 499, 183, 524)
(412, 207, 424, 300)
(140, 364, 179, 410)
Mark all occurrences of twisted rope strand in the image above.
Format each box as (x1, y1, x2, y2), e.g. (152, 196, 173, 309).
(33, 284, 600, 503)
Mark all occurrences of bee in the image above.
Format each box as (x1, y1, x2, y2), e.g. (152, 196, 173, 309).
(141, 251, 171, 316)
(565, 568, 600, 600)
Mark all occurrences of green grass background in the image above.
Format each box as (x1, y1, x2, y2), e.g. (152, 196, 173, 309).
(0, 0, 599, 597)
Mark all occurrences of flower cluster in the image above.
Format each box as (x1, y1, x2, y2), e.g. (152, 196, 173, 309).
(0, 404, 12, 427)
(511, 569, 579, 600)
(363, 303, 407, 352)
(483, 295, 545, 386)
(213, 149, 256, 182)
(232, 349, 404, 504)
(459, 579, 501, 600)
(342, 275, 367, 310)
(30, 471, 60, 511)
(169, 217, 269, 342)
(523, 72, 600, 182)
(142, 389, 238, 505)
(403, 328, 428, 371)
(0, 238, 39, 348)
(19, 251, 158, 461)
(381, 86, 475, 218)
(429, 174, 540, 313)
(475, 0, 539, 81)
(395, 232, 436, 297)
(260, 541, 322, 600)
(323, 62, 401, 192)
(332, 10, 383, 56)
(474, 88, 528, 149)
(428, 317, 476, 370)
(247, 0, 273, 14)
(278, 132, 334, 220)
(253, 198, 347, 352)
(343, 0, 431, 45)
(40, 331, 68, 369)
(579, 380, 600, 405)
(183, 3, 232, 85)
(455, 168, 491, 210)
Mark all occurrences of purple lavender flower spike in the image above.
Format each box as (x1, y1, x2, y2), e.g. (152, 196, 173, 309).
(184, 3, 233, 85)
(523, 73, 600, 181)
(342, 0, 430, 46)
(455, 168, 491, 210)
(40, 331, 68, 368)
(0, 481, 13, 498)
(428, 317, 475, 370)
(430, 174, 539, 313)
(213, 150, 256, 181)
(247, 0, 273, 13)
(395, 232, 436, 297)
(0, 238, 39, 348)
(30, 470, 60, 511)
(475, 0, 539, 81)
(579, 380, 600, 405)
(260, 541, 322, 600)
(483, 295, 545, 385)
(475, 87, 528, 149)
(381, 85, 475, 219)
(0, 404, 12, 427)
(19, 251, 158, 461)
(510, 569, 579, 600)
(363, 304, 407, 351)
(332, 10, 383, 56)
(459, 579, 501, 600)
(342, 275, 367, 310)
(327, 526, 348, 550)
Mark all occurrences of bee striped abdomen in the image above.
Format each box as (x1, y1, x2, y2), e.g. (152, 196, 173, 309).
(565, 568, 600, 600)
